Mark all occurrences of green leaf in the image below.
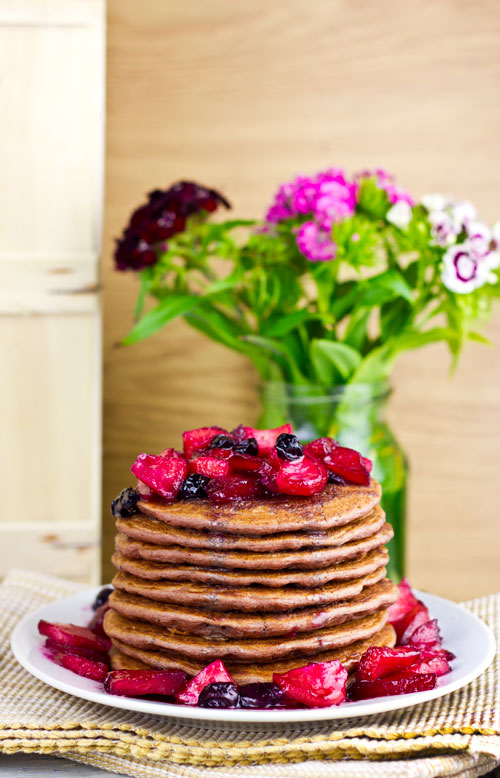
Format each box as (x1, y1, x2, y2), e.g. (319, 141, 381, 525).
(241, 334, 306, 382)
(122, 295, 199, 345)
(263, 310, 327, 337)
(310, 339, 362, 384)
(331, 270, 413, 321)
(467, 331, 492, 346)
(343, 309, 371, 351)
(134, 269, 154, 321)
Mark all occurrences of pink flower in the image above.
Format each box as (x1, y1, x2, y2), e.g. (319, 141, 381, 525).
(356, 169, 414, 206)
(296, 222, 336, 262)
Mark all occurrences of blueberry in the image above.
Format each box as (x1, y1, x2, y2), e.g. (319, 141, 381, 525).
(178, 473, 209, 499)
(92, 586, 113, 611)
(111, 487, 140, 518)
(238, 682, 284, 709)
(234, 437, 258, 456)
(208, 434, 235, 450)
(327, 471, 347, 485)
(275, 433, 304, 461)
(198, 682, 239, 708)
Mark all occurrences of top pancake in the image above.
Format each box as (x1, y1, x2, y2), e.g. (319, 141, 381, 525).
(138, 479, 381, 536)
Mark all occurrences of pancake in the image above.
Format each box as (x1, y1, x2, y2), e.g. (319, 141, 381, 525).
(138, 480, 382, 536)
(107, 579, 397, 639)
(109, 623, 396, 683)
(111, 546, 389, 588)
(104, 607, 388, 662)
(116, 505, 386, 552)
(114, 522, 393, 571)
(111, 565, 386, 612)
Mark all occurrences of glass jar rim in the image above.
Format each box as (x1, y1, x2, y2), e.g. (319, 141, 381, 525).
(259, 381, 391, 405)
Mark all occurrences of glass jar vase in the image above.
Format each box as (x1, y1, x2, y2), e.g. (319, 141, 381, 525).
(257, 382, 407, 582)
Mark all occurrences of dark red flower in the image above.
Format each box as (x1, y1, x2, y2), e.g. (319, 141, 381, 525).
(114, 181, 231, 271)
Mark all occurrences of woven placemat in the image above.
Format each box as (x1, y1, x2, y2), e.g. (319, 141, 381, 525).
(0, 569, 498, 778)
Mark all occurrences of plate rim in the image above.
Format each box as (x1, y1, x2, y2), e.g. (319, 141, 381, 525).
(10, 587, 497, 724)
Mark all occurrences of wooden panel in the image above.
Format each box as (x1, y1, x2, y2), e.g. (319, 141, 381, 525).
(0, 0, 105, 255)
(103, 0, 500, 598)
(0, 0, 104, 583)
(0, 314, 101, 526)
(0, 525, 99, 585)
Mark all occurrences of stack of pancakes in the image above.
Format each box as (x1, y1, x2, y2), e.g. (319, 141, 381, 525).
(104, 479, 398, 683)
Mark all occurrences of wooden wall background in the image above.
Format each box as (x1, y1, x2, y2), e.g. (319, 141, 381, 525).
(103, 0, 500, 599)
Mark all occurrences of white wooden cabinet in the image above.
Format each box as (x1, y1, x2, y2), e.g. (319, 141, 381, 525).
(0, 0, 104, 583)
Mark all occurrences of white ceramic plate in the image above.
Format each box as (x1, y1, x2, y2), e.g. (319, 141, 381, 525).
(11, 587, 496, 723)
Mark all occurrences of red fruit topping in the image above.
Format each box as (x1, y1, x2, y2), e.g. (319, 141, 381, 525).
(407, 650, 451, 677)
(176, 659, 234, 705)
(349, 671, 437, 700)
(131, 454, 188, 500)
(242, 424, 293, 456)
(406, 618, 442, 650)
(361, 456, 373, 473)
(229, 454, 263, 473)
(88, 602, 110, 639)
(357, 646, 420, 682)
(55, 652, 108, 683)
(38, 621, 108, 654)
(188, 456, 230, 478)
(397, 601, 431, 645)
(136, 480, 153, 499)
(303, 437, 338, 460)
(45, 638, 109, 665)
(206, 475, 264, 503)
(323, 446, 371, 485)
(273, 660, 348, 708)
(159, 448, 185, 459)
(258, 461, 280, 493)
(275, 455, 328, 496)
(182, 426, 226, 458)
(105, 669, 188, 698)
(207, 447, 234, 460)
(387, 578, 419, 624)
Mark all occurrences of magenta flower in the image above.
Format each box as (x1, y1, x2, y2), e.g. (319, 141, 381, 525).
(265, 169, 356, 262)
(296, 222, 337, 262)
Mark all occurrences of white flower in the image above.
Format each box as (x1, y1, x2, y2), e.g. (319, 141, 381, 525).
(491, 221, 500, 249)
(441, 242, 492, 294)
(386, 200, 412, 229)
(428, 210, 456, 246)
(450, 200, 476, 232)
(421, 193, 447, 212)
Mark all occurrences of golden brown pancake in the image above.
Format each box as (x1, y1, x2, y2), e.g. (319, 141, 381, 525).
(138, 480, 382, 536)
(116, 505, 385, 552)
(111, 565, 386, 612)
(109, 623, 396, 683)
(114, 522, 393, 571)
(111, 546, 389, 587)
(108, 579, 396, 638)
(104, 608, 389, 663)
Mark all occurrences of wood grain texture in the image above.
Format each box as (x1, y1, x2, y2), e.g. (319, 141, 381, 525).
(0, 0, 104, 584)
(103, 0, 500, 599)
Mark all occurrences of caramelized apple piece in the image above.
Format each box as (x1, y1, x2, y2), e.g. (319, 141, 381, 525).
(56, 652, 108, 683)
(273, 660, 348, 708)
(176, 659, 234, 705)
(104, 669, 188, 698)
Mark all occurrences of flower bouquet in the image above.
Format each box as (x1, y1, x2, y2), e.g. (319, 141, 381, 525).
(114, 170, 500, 578)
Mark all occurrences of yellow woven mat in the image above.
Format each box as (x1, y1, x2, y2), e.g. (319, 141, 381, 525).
(0, 570, 498, 778)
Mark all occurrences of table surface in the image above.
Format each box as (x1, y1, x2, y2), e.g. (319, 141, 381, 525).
(0, 755, 499, 777)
